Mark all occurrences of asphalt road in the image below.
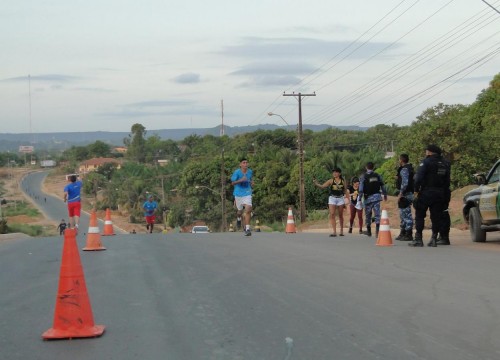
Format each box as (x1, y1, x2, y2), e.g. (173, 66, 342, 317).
(2, 172, 500, 359)
(2, 229, 500, 359)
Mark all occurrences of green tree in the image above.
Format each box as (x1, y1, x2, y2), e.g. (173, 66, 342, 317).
(125, 123, 147, 163)
(96, 162, 117, 180)
(62, 146, 89, 162)
(87, 141, 111, 158)
(82, 171, 108, 208)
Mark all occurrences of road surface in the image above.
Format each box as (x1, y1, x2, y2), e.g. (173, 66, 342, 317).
(3, 230, 500, 359)
(1, 172, 500, 359)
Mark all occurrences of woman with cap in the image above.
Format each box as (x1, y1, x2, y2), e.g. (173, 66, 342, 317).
(313, 167, 348, 237)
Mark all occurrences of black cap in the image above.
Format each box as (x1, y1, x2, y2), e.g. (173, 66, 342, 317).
(425, 144, 442, 155)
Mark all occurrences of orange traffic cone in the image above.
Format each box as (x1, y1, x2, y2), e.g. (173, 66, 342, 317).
(285, 207, 297, 234)
(376, 209, 393, 246)
(102, 208, 116, 236)
(83, 210, 106, 251)
(42, 228, 105, 339)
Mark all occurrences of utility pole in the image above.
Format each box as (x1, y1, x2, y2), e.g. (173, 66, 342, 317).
(283, 92, 316, 224)
(220, 100, 227, 232)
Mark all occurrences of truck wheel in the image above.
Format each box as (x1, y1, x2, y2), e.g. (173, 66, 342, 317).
(469, 207, 486, 242)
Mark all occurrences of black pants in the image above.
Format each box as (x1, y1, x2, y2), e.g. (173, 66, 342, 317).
(415, 190, 446, 236)
(439, 209, 451, 237)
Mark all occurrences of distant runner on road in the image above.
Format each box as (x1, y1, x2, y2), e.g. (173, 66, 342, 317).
(63, 174, 82, 234)
(143, 195, 158, 234)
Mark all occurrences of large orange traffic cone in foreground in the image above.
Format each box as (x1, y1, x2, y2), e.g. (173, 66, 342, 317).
(83, 210, 106, 251)
(42, 228, 105, 339)
(376, 209, 393, 246)
(102, 208, 116, 236)
(285, 207, 297, 234)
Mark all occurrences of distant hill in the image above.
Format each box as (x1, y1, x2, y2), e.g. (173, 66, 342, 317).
(0, 124, 368, 152)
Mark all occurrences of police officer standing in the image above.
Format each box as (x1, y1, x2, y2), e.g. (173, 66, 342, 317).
(395, 154, 415, 241)
(409, 145, 451, 247)
(358, 162, 388, 237)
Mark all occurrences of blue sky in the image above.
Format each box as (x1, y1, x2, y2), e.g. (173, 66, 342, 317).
(1, 0, 499, 133)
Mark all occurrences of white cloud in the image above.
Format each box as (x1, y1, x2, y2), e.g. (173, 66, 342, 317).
(172, 73, 201, 84)
(0, 0, 497, 132)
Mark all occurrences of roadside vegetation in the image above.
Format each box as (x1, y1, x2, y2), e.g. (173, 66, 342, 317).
(0, 170, 57, 236)
(2, 201, 40, 217)
(1, 73, 498, 233)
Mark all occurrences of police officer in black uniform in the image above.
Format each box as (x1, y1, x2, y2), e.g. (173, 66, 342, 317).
(409, 144, 451, 247)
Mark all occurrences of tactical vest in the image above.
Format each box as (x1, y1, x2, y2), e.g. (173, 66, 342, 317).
(329, 178, 345, 197)
(363, 172, 382, 196)
(396, 164, 415, 194)
(423, 156, 449, 189)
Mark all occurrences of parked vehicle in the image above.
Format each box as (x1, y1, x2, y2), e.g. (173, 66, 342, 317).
(463, 159, 500, 242)
(191, 225, 210, 233)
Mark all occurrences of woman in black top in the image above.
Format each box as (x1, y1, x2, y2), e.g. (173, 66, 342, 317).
(347, 178, 363, 234)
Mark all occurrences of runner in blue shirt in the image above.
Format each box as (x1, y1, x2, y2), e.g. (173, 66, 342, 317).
(231, 157, 254, 236)
(143, 195, 158, 233)
(63, 174, 83, 234)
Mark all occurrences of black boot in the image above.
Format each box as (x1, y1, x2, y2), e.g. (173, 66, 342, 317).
(408, 233, 423, 247)
(401, 229, 413, 241)
(395, 228, 405, 241)
(436, 235, 450, 245)
(427, 234, 437, 247)
(363, 226, 372, 237)
(375, 224, 380, 238)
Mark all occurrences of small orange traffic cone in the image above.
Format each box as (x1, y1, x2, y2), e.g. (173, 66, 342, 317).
(83, 210, 106, 251)
(376, 209, 393, 246)
(42, 228, 105, 339)
(102, 208, 116, 236)
(285, 207, 297, 234)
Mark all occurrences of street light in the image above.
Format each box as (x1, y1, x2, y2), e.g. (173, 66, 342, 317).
(268, 111, 306, 223)
(268, 112, 290, 127)
(195, 185, 226, 232)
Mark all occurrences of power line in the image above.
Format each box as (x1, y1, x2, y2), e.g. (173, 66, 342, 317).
(256, 0, 416, 125)
(482, 0, 500, 14)
(308, 8, 499, 124)
(352, 45, 500, 127)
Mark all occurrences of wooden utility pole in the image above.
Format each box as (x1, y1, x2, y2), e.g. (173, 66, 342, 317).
(220, 100, 227, 232)
(283, 92, 316, 224)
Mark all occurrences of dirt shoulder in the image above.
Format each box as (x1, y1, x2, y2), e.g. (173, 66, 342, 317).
(0, 168, 55, 233)
(299, 188, 468, 232)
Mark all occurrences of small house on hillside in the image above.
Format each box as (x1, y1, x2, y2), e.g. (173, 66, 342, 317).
(112, 146, 127, 154)
(79, 157, 121, 174)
